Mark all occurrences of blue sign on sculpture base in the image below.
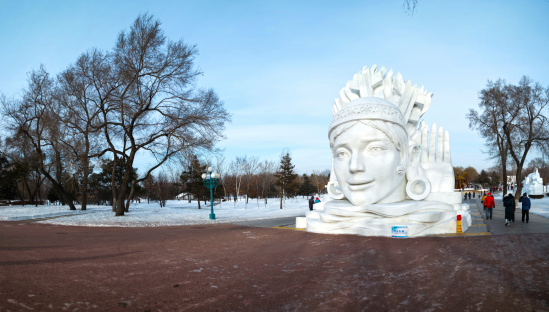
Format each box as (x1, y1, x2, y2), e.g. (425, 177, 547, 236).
(392, 226, 408, 238)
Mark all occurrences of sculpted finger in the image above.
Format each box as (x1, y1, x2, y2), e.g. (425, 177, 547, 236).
(436, 126, 443, 162)
(421, 123, 428, 164)
(444, 130, 451, 163)
(429, 123, 436, 162)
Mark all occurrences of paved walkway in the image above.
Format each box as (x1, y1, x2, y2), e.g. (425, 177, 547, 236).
(472, 195, 549, 235)
(1, 221, 548, 311)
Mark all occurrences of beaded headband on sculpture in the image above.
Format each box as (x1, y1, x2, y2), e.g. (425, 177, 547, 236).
(330, 64, 432, 135)
(328, 97, 405, 138)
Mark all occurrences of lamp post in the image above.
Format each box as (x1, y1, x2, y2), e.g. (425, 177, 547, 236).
(202, 167, 220, 220)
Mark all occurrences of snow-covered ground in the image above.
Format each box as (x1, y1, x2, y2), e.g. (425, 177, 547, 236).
(1, 193, 548, 227)
(0, 198, 309, 227)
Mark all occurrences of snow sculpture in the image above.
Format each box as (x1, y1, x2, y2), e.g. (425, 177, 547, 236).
(305, 65, 469, 237)
(522, 168, 544, 196)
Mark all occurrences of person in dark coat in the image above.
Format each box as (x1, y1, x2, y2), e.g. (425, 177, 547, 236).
(503, 193, 515, 226)
(308, 196, 314, 211)
(519, 193, 531, 223)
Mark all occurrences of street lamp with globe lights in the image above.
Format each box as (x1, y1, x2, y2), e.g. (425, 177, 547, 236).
(202, 167, 220, 220)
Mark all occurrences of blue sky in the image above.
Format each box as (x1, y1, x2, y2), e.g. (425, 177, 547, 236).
(1, 0, 548, 175)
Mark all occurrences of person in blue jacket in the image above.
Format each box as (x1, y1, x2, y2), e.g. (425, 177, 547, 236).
(519, 192, 531, 223)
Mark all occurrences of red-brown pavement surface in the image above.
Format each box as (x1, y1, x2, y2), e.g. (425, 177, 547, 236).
(1, 221, 549, 311)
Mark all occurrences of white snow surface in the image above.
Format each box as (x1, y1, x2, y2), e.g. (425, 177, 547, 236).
(2, 193, 549, 227)
(0, 198, 309, 227)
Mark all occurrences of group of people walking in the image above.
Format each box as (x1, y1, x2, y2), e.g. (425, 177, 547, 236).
(463, 192, 474, 201)
(482, 192, 531, 227)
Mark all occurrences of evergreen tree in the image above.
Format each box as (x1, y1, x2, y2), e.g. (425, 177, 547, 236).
(275, 152, 298, 209)
(180, 155, 207, 209)
(0, 154, 18, 201)
(477, 170, 490, 186)
(299, 174, 315, 197)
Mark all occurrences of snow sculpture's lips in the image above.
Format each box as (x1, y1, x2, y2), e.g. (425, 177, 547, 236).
(346, 179, 374, 191)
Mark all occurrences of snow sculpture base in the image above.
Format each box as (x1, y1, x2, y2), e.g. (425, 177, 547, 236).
(295, 217, 307, 228)
(296, 195, 471, 237)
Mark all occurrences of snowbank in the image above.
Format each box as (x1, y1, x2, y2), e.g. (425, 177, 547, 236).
(0, 198, 310, 227)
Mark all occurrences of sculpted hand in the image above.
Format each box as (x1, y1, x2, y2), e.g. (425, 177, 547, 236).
(419, 122, 455, 193)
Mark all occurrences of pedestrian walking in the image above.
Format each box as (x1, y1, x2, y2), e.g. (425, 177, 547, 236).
(468, 192, 471, 200)
(484, 192, 494, 220)
(308, 196, 314, 211)
(519, 192, 531, 223)
(503, 193, 515, 226)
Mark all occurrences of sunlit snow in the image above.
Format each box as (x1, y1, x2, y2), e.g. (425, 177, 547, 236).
(0, 197, 310, 227)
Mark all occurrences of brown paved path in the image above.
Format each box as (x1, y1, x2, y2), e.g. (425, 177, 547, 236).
(1, 221, 549, 311)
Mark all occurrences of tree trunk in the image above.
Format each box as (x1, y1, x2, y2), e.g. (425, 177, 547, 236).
(111, 155, 118, 213)
(115, 152, 136, 216)
(81, 157, 89, 211)
(80, 141, 91, 211)
(514, 167, 524, 207)
(125, 180, 136, 212)
(24, 181, 35, 207)
(40, 168, 77, 210)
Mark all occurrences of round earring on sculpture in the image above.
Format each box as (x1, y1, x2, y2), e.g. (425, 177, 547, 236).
(405, 144, 431, 200)
(405, 173, 431, 200)
(327, 181, 345, 200)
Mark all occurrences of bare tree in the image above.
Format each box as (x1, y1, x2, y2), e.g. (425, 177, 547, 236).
(310, 169, 330, 195)
(243, 156, 259, 208)
(2, 67, 78, 210)
(468, 79, 514, 195)
(505, 77, 549, 200)
(54, 49, 116, 210)
(155, 172, 171, 208)
(468, 77, 549, 202)
(257, 160, 276, 207)
(2, 15, 230, 215)
(229, 156, 246, 206)
(403, 0, 418, 15)
(103, 14, 229, 216)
